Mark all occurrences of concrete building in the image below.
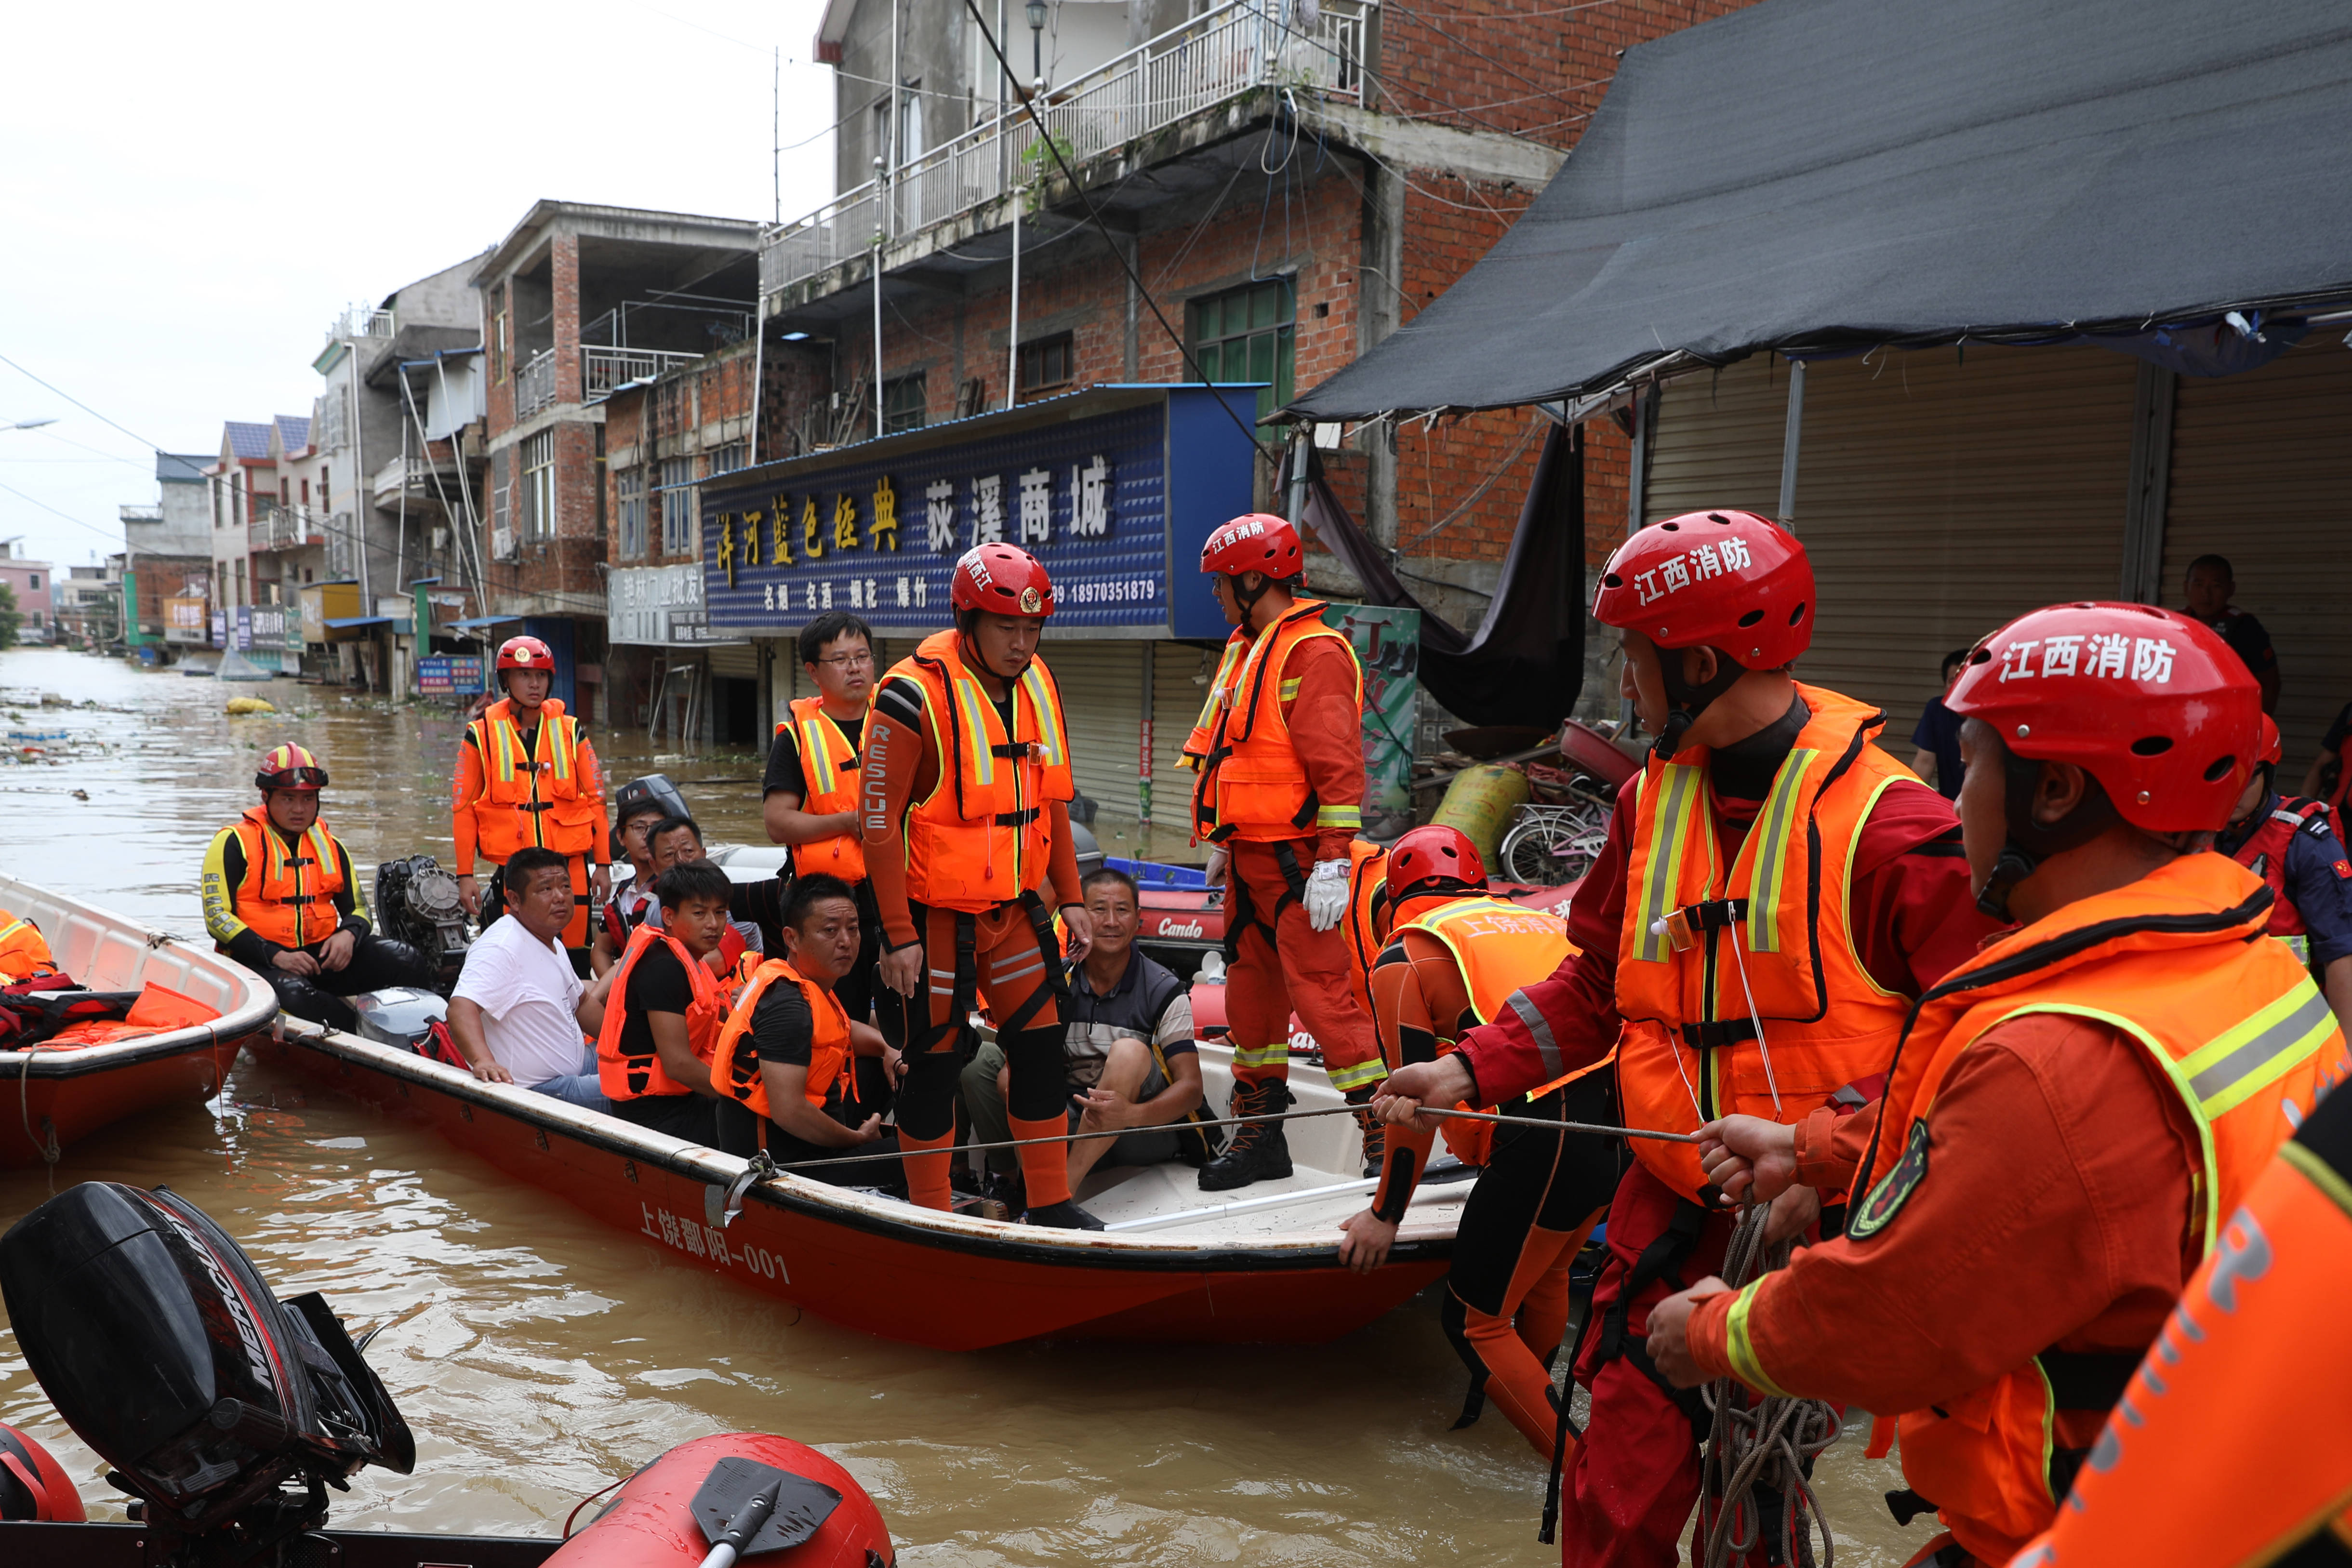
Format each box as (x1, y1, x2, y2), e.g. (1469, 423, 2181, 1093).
(53, 558, 120, 648)
(0, 538, 57, 643)
(469, 201, 762, 720)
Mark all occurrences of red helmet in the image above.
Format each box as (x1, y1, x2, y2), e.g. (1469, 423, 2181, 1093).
(255, 742, 327, 793)
(1946, 602, 2260, 833)
(1202, 513, 1303, 580)
(1592, 510, 1813, 669)
(497, 634, 555, 671)
(1386, 825, 1487, 903)
(950, 544, 1055, 617)
(2259, 714, 2282, 768)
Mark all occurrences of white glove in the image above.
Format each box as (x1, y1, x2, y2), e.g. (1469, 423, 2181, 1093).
(1304, 857, 1350, 932)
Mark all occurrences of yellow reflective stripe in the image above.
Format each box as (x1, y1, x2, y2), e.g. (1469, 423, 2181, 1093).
(1634, 765, 1703, 963)
(1723, 1279, 1795, 1397)
(1326, 1056, 1390, 1090)
(1744, 747, 1818, 955)
(543, 717, 573, 784)
(1316, 805, 1361, 827)
(1280, 677, 1303, 700)
(2182, 981, 2337, 1119)
(1229, 1041, 1290, 1070)
(949, 671, 997, 788)
(200, 827, 252, 947)
(800, 714, 831, 780)
(1020, 665, 1067, 769)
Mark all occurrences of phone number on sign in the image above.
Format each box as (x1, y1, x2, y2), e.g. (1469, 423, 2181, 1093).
(1060, 577, 1160, 606)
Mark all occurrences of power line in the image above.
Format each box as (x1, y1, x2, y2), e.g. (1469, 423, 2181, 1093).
(0, 351, 177, 457)
(0, 478, 124, 545)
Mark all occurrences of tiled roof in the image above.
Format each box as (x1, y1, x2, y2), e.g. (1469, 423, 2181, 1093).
(274, 413, 311, 451)
(223, 421, 272, 460)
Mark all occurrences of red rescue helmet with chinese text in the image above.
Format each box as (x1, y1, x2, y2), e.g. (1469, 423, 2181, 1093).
(1201, 513, 1304, 580)
(1946, 602, 2260, 833)
(1591, 510, 1813, 669)
(255, 743, 328, 793)
(950, 543, 1056, 617)
(496, 634, 555, 671)
(1386, 825, 1487, 904)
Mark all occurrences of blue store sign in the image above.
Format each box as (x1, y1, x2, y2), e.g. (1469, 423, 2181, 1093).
(702, 385, 1261, 641)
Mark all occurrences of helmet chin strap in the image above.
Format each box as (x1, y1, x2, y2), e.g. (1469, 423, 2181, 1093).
(1976, 749, 2119, 920)
(957, 625, 1029, 683)
(1652, 646, 1747, 760)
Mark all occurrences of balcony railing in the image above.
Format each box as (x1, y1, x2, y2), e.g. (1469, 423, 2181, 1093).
(248, 504, 327, 553)
(584, 345, 704, 402)
(329, 305, 396, 341)
(372, 453, 466, 505)
(762, 0, 1372, 296)
(515, 348, 559, 418)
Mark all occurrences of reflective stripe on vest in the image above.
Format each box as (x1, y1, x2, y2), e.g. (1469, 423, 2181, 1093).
(595, 923, 728, 1102)
(232, 807, 348, 949)
(785, 697, 867, 881)
(1612, 686, 1918, 1198)
(1401, 893, 1597, 1099)
(1187, 599, 1362, 844)
(0, 913, 58, 981)
(465, 698, 597, 859)
(1341, 841, 1389, 1018)
(2229, 793, 2331, 940)
(710, 957, 855, 1121)
(1836, 852, 2351, 1567)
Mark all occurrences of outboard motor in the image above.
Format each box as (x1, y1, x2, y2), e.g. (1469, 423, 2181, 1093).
(372, 854, 470, 988)
(0, 1182, 413, 1565)
(349, 987, 448, 1052)
(614, 773, 691, 847)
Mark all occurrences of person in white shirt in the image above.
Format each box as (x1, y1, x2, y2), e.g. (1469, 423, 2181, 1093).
(448, 848, 609, 1109)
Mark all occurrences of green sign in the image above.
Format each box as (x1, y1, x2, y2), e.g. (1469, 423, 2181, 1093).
(1322, 602, 1421, 842)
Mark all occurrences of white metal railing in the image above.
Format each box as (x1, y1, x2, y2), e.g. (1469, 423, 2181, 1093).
(372, 453, 463, 504)
(762, 0, 1371, 295)
(583, 345, 705, 401)
(248, 504, 325, 553)
(329, 305, 397, 341)
(515, 348, 559, 417)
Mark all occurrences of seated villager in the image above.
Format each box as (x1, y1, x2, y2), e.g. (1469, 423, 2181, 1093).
(960, 867, 1207, 1207)
(589, 790, 672, 977)
(708, 873, 908, 1188)
(641, 813, 769, 980)
(446, 847, 609, 1109)
(0, 908, 63, 983)
(596, 860, 734, 1144)
(200, 743, 431, 1031)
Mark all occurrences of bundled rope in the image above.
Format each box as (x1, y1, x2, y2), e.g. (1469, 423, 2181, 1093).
(1694, 1201, 1842, 1568)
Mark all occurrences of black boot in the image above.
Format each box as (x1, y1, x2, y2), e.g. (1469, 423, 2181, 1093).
(1024, 1198, 1104, 1230)
(1346, 1086, 1385, 1180)
(1198, 1078, 1294, 1191)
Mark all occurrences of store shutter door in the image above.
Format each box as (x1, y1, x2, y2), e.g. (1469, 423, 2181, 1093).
(1645, 346, 2137, 742)
(2162, 332, 2352, 778)
(1051, 641, 1147, 822)
(1151, 641, 1223, 837)
(705, 643, 759, 681)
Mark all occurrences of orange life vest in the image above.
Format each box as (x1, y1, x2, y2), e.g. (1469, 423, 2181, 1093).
(782, 696, 868, 882)
(461, 697, 600, 861)
(709, 957, 856, 1123)
(0, 908, 60, 982)
(881, 630, 1074, 913)
(2007, 1124, 2352, 1568)
(224, 806, 350, 950)
(1614, 685, 1917, 1198)
(595, 923, 728, 1102)
(2226, 792, 2332, 962)
(1812, 853, 2350, 1567)
(1183, 599, 1363, 845)
(1395, 890, 1591, 1167)
(1340, 840, 1389, 1018)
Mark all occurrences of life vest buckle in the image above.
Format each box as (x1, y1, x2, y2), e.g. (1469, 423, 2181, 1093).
(1654, 898, 1748, 953)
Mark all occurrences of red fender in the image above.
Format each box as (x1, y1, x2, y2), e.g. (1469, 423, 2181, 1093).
(0, 1422, 85, 1522)
(546, 1433, 891, 1568)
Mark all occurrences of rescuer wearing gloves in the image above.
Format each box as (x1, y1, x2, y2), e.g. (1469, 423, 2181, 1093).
(1375, 511, 1996, 1568)
(862, 544, 1100, 1229)
(1337, 824, 1617, 1460)
(202, 743, 433, 1031)
(1183, 512, 1386, 1191)
(1645, 603, 2350, 1568)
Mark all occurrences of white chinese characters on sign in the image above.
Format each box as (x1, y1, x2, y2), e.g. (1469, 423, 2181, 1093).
(1630, 534, 1752, 607)
(1018, 467, 1053, 545)
(972, 475, 1005, 545)
(1072, 455, 1110, 537)
(1999, 631, 2177, 684)
(924, 479, 957, 550)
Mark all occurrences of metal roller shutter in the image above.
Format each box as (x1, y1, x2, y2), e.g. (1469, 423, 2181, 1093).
(1645, 345, 2138, 741)
(1152, 640, 1225, 837)
(705, 643, 759, 681)
(1049, 640, 1148, 822)
(2162, 332, 2352, 779)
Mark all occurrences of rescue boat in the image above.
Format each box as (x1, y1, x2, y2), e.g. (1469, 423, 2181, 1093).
(252, 1016, 1467, 1351)
(0, 873, 274, 1168)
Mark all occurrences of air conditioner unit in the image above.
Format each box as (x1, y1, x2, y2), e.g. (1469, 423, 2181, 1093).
(492, 527, 518, 561)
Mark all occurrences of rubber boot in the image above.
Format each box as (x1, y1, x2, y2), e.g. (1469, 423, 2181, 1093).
(1198, 1078, 1294, 1191)
(1346, 1086, 1385, 1180)
(1024, 1198, 1104, 1230)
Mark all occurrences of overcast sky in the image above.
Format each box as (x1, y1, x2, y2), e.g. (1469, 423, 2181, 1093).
(0, 0, 838, 568)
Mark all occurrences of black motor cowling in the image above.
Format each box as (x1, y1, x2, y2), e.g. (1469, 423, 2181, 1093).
(373, 854, 472, 989)
(0, 1182, 412, 1541)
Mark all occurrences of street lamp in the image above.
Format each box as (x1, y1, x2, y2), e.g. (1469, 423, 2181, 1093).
(1026, 0, 1046, 88)
(4, 418, 57, 431)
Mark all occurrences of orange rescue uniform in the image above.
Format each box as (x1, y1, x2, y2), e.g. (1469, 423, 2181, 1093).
(1688, 853, 2352, 1567)
(0, 909, 60, 983)
(452, 696, 609, 951)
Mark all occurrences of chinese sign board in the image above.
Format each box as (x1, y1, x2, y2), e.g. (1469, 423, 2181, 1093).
(164, 596, 208, 645)
(609, 562, 719, 647)
(417, 655, 485, 694)
(1323, 603, 1421, 841)
(701, 386, 1259, 641)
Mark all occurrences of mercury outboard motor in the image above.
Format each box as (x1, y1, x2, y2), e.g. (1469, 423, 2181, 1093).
(373, 854, 471, 988)
(0, 1182, 412, 1565)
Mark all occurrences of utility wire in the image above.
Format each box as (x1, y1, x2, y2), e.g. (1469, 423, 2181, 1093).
(0, 350, 179, 457)
(0, 478, 124, 545)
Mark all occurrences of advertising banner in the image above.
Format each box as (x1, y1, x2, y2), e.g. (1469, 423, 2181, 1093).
(417, 655, 485, 695)
(1323, 602, 1421, 842)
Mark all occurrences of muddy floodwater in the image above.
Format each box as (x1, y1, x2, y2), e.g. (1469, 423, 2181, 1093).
(0, 646, 1940, 1565)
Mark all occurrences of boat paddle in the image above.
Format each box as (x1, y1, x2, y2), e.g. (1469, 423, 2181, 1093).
(687, 1455, 844, 1568)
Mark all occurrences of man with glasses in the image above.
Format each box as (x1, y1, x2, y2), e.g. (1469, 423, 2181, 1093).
(765, 610, 883, 1028)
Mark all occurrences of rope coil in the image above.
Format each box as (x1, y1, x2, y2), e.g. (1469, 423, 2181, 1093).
(1695, 1202, 1842, 1568)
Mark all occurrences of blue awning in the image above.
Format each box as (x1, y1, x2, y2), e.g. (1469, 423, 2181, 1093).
(323, 616, 396, 629)
(450, 614, 521, 628)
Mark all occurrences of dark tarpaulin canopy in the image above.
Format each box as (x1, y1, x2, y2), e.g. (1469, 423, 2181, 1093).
(1298, 425, 1585, 728)
(1289, 0, 2352, 420)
